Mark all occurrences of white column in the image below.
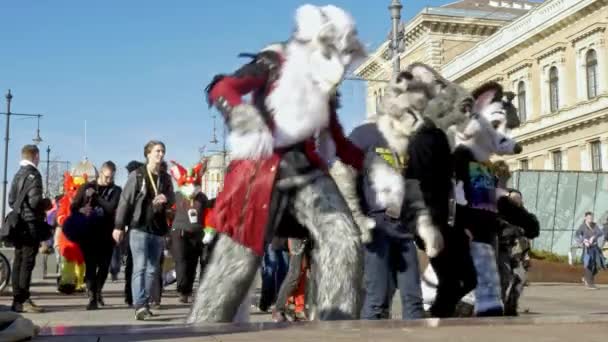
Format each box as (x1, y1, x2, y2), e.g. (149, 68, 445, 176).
(580, 143, 591, 171)
(601, 137, 608, 172)
(558, 63, 567, 109)
(540, 67, 548, 115)
(596, 43, 607, 94)
(544, 153, 552, 170)
(561, 147, 569, 171)
(576, 49, 586, 101)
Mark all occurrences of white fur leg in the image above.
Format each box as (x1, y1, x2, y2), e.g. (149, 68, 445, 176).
(187, 234, 261, 323)
(417, 214, 444, 258)
(329, 160, 376, 242)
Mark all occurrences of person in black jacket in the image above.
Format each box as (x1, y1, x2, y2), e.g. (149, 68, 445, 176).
(71, 161, 122, 310)
(113, 141, 175, 320)
(9, 145, 52, 313)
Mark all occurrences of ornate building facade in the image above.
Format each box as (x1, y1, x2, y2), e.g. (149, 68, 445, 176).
(356, 0, 608, 172)
(201, 152, 228, 199)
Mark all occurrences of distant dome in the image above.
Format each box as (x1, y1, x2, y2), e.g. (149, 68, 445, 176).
(72, 159, 98, 179)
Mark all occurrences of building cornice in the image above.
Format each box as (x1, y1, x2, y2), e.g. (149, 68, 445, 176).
(514, 95, 608, 143)
(533, 42, 568, 64)
(506, 59, 534, 77)
(568, 22, 608, 46)
(442, 0, 607, 81)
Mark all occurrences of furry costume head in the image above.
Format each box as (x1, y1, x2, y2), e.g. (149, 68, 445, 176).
(169, 160, 207, 199)
(376, 70, 437, 152)
(267, 4, 366, 148)
(455, 82, 522, 161)
(405, 63, 474, 149)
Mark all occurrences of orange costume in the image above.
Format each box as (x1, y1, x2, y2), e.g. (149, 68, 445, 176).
(55, 172, 87, 294)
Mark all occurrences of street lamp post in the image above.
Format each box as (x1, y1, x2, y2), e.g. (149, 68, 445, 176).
(45, 146, 51, 196)
(0, 90, 44, 219)
(389, 0, 403, 78)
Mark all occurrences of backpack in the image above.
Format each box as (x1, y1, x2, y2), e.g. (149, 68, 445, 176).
(0, 176, 36, 243)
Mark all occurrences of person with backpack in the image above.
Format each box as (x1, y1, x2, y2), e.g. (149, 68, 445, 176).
(8, 145, 52, 313)
(70, 161, 122, 310)
(113, 141, 174, 320)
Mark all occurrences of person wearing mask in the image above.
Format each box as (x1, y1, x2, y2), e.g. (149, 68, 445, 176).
(71, 161, 122, 310)
(9, 145, 52, 313)
(575, 212, 605, 290)
(113, 141, 174, 320)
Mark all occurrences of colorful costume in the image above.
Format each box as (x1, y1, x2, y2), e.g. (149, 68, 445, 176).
(55, 172, 87, 294)
(188, 5, 373, 322)
(167, 160, 215, 300)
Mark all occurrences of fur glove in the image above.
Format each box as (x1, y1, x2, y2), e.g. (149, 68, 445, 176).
(416, 213, 444, 258)
(227, 104, 274, 160)
(329, 159, 375, 244)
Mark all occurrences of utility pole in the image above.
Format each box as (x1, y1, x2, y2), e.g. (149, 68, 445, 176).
(389, 0, 403, 77)
(0, 90, 44, 219)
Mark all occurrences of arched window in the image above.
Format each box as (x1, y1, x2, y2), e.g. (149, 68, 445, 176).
(517, 81, 527, 122)
(586, 49, 598, 99)
(549, 66, 559, 113)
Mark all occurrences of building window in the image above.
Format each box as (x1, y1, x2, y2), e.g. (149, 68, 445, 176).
(552, 150, 562, 171)
(517, 81, 527, 122)
(520, 159, 529, 171)
(591, 140, 602, 171)
(549, 66, 559, 113)
(586, 49, 598, 99)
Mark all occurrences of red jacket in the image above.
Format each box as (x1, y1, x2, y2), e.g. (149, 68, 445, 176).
(207, 49, 363, 256)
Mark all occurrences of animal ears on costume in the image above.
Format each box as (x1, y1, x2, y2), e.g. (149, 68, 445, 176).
(472, 82, 503, 114)
(294, 4, 330, 41)
(407, 62, 444, 86)
(169, 161, 188, 186)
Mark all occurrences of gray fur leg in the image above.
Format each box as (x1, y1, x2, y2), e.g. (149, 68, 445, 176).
(187, 234, 261, 323)
(291, 175, 364, 320)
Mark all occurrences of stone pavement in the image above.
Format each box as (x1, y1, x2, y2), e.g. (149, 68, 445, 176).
(1, 277, 608, 341)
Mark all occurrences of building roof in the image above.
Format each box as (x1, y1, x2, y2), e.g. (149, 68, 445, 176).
(442, 0, 541, 15)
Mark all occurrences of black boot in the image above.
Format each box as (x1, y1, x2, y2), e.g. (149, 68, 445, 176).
(86, 291, 98, 310)
(97, 292, 105, 306)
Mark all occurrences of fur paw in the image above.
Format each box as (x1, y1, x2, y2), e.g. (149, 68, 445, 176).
(227, 104, 274, 159)
(368, 156, 405, 210)
(355, 215, 376, 244)
(417, 214, 444, 258)
(454, 180, 468, 206)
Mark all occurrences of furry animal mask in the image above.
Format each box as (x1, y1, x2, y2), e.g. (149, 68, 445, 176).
(376, 70, 436, 152)
(455, 82, 522, 161)
(169, 160, 207, 199)
(268, 4, 366, 149)
(405, 63, 474, 149)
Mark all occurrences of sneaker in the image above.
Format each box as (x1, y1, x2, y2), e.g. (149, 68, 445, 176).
(150, 302, 161, 310)
(97, 294, 105, 306)
(111, 274, 118, 282)
(178, 295, 189, 304)
(11, 302, 23, 313)
(293, 311, 308, 321)
(135, 307, 153, 321)
(271, 309, 288, 323)
(23, 299, 45, 313)
(86, 300, 98, 311)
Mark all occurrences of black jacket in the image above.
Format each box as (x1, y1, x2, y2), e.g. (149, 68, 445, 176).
(9, 164, 46, 223)
(497, 195, 539, 241)
(71, 180, 122, 239)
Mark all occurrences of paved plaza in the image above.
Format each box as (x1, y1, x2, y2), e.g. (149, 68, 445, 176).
(1, 273, 608, 341)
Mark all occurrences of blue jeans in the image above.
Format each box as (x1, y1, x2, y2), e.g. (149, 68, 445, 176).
(361, 229, 424, 320)
(129, 229, 164, 310)
(258, 243, 289, 310)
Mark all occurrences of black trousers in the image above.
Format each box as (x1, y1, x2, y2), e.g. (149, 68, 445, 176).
(124, 235, 133, 305)
(171, 229, 203, 296)
(81, 239, 114, 297)
(429, 228, 477, 318)
(12, 242, 38, 304)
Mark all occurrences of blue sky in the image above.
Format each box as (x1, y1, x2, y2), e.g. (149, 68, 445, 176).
(0, 0, 451, 188)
